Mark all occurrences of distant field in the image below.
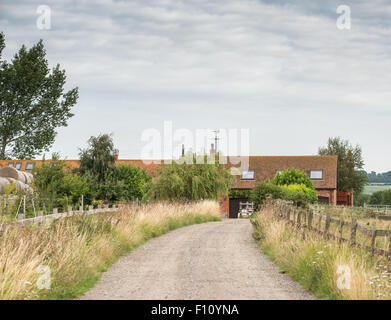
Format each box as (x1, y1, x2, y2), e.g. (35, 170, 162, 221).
(363, 184, 391, 195)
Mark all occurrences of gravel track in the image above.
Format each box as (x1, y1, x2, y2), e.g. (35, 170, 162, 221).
(80, 219, 315, 300)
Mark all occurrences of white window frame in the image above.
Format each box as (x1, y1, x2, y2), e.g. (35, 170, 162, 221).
(15, 162, 22, 170)
(310, 170, 323, 180)
(8, 162, 14, 167)
(241, 170, 255, 180)
(26, 162, 34, 170)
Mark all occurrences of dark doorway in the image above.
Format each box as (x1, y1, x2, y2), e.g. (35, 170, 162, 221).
(229, 198, 248, 218)
(318, 196, 329, 204)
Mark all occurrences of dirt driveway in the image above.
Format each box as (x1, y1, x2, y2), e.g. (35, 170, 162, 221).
(80, 219, 315, 300)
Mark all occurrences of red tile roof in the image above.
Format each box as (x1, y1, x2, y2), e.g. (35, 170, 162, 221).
(226, 155, 338, 190)
(1, 155, 338, 190)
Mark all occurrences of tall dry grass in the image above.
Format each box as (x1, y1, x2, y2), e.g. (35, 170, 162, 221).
(253, 202, 391, 300)
(0, 200, 220, 300)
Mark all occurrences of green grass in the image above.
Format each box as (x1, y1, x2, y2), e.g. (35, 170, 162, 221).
(364, 184, 391, 195)
(252, 209, 391, 300)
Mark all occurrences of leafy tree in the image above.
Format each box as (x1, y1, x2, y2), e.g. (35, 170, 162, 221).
(77, 133, 122, 201)
(33, 153, 89, 209)
(151, 153, 232, 201)
(115, 164, 151, 201)
(0, 33, 78, 159)
(78, 133, 118, 183)
(369, 189, 391, 205)
(365, 170, 391, 184)
(272, 168, 315, 190)
(318, 137, 368, 195)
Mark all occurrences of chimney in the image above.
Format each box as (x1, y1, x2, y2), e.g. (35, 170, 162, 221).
(210, 143, 215, 155)
(182, 144, 185, 157)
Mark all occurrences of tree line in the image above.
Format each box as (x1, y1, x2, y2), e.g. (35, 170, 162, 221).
(361, 171, 391, 184)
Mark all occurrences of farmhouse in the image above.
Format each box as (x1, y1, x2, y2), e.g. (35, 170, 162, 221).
(0, 153, 338, 218)
(222, 155, 338, 218)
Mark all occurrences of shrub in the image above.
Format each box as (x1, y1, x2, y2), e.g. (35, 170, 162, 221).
(229, 189, 252, 199)
(250, 181, 284, 209)
(33, 154, 89, 209)
(272, 168, 315, 190)
(369, 189, 391, 205)
(151, 154, 232, 201)
(281, 184, 318, 207)
(354, 193, 371, 207)
(115, 164, 152, 201)
(251, 181, 318, 209)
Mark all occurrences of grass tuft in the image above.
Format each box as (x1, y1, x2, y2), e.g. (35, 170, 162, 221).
(0, 200, 221, 300)
(252, 202, 391, 300)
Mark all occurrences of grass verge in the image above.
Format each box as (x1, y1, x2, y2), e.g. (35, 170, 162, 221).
(0, 200, 221, 300)
(252, 202, 391, 300)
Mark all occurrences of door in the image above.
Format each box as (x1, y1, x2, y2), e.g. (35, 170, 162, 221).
(318, 196, 329, 204)
(229, 198, 248, 218)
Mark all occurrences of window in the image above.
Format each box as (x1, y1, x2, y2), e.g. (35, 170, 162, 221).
(15, 162, 22, 170)
(8, 162, 14, 167)
(310, 170, 323, 180)
(26, 163, 34, 170)
(26, 162, 34, 171)
(241, 170, 255, 180)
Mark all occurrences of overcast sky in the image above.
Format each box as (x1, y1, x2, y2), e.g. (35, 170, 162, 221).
(1, 0, 390, 172)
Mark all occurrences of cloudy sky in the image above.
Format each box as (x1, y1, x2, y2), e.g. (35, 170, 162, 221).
(1, 0, 390, 172)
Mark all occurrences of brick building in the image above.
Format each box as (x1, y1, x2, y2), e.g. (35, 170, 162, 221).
(0, 154, 338, 217)
(221, 155, 338, 218)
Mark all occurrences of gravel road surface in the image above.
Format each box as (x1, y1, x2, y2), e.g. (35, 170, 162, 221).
(80, 219, 315, 300)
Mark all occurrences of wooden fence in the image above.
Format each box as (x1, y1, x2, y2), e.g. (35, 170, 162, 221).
(0, 204, 120, 231)
(274, 200, 391, 258)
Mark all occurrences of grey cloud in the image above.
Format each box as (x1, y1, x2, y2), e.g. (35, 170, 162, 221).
(0, 0, 390, 171)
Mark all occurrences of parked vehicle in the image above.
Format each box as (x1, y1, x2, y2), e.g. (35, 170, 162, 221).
(238, 208, 251, 218)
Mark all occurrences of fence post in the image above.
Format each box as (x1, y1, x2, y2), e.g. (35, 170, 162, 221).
(324, 211, 331, 239)
(371, 223, 377, 255)
(303, 209, 308, 227)
(350, 218, 357, 246)
(317, 214, 322, 233)
(388, 232, 391, 258)
(293, 209, 297, 226)
(308, 209, 313, 230)
(338, 219, 344, 242)
(297, 209, 302, 227)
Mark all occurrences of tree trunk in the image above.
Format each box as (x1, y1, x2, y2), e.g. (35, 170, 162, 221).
(0, 136, 7, 160)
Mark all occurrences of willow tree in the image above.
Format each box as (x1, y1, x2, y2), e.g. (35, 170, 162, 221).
(0, 33, 78, 159)
(151, 154, 232, 201)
